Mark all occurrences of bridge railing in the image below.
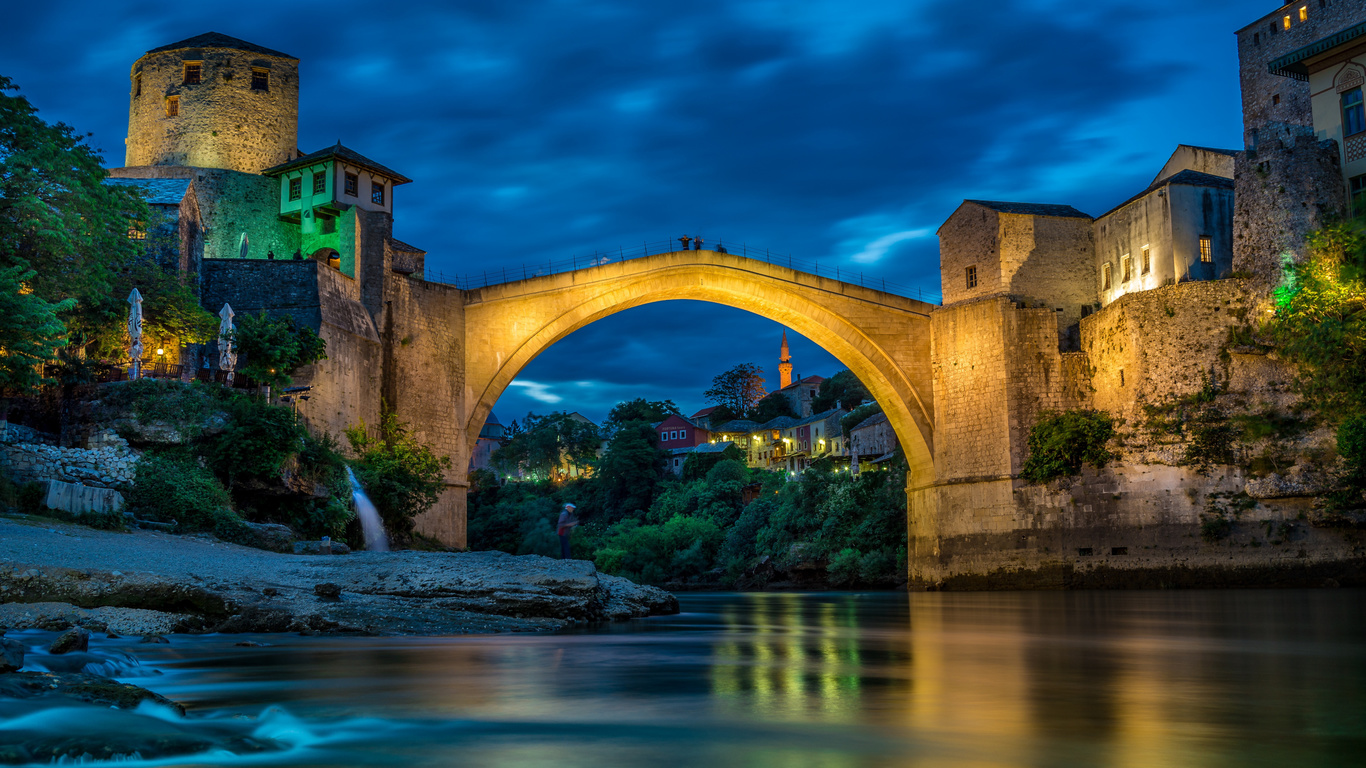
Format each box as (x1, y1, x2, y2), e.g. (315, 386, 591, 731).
(421, 238, 943, 304)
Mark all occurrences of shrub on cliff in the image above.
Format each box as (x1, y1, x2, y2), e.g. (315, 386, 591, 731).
(346, 411, 451, 543)
(230, 312, 327, 389)
(127, 452, 242, 537)
(1021, 410, 1117, 484)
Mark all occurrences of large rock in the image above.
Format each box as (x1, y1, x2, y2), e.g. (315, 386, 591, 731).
(41, 480, 125, 516)
(0, 638, 23, 672)
(49, 627, 90, 654)
(240, 522, 296, 553)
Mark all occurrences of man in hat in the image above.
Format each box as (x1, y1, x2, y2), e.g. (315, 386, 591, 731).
(556, 503, 580, 560)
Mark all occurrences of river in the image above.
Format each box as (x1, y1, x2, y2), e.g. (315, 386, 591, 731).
(5, 589, 1364, 766)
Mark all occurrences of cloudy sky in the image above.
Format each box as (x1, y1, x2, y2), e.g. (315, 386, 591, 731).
(2, 1, 1257, 425)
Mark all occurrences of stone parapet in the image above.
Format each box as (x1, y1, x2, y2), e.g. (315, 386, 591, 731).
(0, 432, 140, 489)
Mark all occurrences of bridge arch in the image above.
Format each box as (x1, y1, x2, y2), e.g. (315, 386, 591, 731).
(461, 250, 936, 483)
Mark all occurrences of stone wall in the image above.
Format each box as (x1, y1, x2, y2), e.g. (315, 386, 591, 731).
(125, 44, 298, 173)
(1236, 0, 1364, 149)
(382, 275, 468, 546)
(938, 203, 1001, 306)
(1232, 137, 1346, 296)
(928, 297, 1011, 482)
(0, 430, 139, 489)
(998, 213, 1096, 335)
(1081, 279, 1251, 420)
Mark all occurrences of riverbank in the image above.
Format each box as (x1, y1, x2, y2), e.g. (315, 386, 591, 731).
(0, 516, 677, 636)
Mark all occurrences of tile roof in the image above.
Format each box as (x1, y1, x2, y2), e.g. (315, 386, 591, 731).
(849, 411, 889, 431)
(757, 416, 800, 430)
(691, 406, 719, 418)
(389, 237, 426, 254)
(964, 200, 1092, 219)
(694, 442, 736, 454)
(262, 142, 412, 184)
(145, 33, 295, 60)
(104, 177, 191, 205)
(777, 374, 826, 391)
(713, 419, 760, 433)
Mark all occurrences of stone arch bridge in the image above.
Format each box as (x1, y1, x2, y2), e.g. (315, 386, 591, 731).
(364, 248, 936, 548)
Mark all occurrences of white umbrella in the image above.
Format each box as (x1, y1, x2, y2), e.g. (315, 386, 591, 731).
(218, 303, 237, 386)
(127, 288, 143, 380)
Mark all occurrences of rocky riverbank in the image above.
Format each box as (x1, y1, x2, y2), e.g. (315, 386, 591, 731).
(0, 517, 678, 636)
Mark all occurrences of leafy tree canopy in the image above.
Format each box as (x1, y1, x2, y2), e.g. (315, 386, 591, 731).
(492, 411, 601, 480)
(812, 369, 870, 412)
(0, 266, 74, 393)
(603, 398, 678, 435)
(230, 312, 327, 388)
(1020, 410, 1116, 484)
(750, 391, 797, 422)
(704, 363, 766, 417)
(594, 420, 665, 521)
(346, 411, 452, 542)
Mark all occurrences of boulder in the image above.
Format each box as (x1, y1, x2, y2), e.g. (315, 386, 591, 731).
(139, 634, 169, 644)
(49, 627, 90, 654)
(0, 638, 24, 672)
(313, 583, 342, 601)
(40, 480, 125, 516)
(240, 522, 296, 553)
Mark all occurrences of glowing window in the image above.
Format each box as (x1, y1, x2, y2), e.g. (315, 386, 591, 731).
(288, 177, 301, 201)
(344, 172, 358, 197)
(371, 180, 386, 206)
(251, 68, 269, 91)
(313, 171, 326, 195)
(1300, 6, 1308, 21)
(1199, 236, 1212, 263)
(165, 96, 178, 117)
(1102, 262, 1112, 291)
(1121, 255, 1132, 282)
(127, 221, 146, 240)
(1342, 88, 1365, 136)
(183, 62, 201, 85)
(965, 265, 977, 289)
(1284, 15, 1292, 30)
(1141, 246, 1151, 274)
(1273, 93, 1281, 105)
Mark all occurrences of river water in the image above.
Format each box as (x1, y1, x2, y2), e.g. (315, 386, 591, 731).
(5, 590, 1365, 767)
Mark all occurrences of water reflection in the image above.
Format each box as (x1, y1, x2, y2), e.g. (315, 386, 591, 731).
(13, 590, 1360, 767)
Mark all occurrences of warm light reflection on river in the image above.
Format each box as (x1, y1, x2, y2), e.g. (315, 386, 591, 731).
(46, 590, 1366, 767)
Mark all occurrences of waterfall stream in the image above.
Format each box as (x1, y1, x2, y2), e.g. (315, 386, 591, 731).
(345, 466, 389, 551)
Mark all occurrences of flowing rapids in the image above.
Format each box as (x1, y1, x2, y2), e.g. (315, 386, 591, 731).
(2, 590, 1363, 767)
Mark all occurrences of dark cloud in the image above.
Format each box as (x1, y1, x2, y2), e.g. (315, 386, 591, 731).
(1, 0, 1252, 423)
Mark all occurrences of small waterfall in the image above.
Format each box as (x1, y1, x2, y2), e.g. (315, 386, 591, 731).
(345, 466, 390, 552)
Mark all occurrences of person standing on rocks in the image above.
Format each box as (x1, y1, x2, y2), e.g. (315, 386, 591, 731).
(557, 503, 580, 560)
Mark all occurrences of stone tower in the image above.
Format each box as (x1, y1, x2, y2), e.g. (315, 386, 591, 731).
(124, 32, 299, 173)
(778, 330, 793, 389)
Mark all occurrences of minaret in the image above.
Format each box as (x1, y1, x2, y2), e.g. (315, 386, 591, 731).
(778, 330, 793, 389)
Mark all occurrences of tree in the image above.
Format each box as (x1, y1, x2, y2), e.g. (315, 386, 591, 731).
(603, 398, 679, 436)
(346, 411, 452, 542)
(704, 363, 766, 417)
(0, 267, 74, 394)
(492, 411, 600, 480)
(812, 369, 870, 412)
(595, 421, 665, 520)
(231, 312, 327, 388)
(750, 391, 797, 422)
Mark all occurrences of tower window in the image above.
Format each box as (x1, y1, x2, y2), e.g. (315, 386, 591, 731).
(371, 180, 386, 206)
(1102, 262, 1112, 291)
(165, 96, 179, 117)
(1121, 255, 1132, 283)
(313, 171, 326, 195)
(1342, 87, 1365, 136)
(344, 172, 358, 197)
(1273, 93, 1280, 105)
(133, 73, 141, 97)
(1350, 174, 1366, 216)
(1254, 32, 1260, 45)
(251, 68, 269, 91)
(1300, 6, 1308, 22)
(183, 62, 202, 85)
(1284, 15, 1292, 30)
(965, 265, 977, 289)
(1199, 236, 1212, 263)
(1141, 245, 1151, 274)
(288, 177, 302, 201)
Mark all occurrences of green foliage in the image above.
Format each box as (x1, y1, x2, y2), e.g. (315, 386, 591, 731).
(346, 411, 452, 542)
(594, 421, 665, 521)
(592, 514, 725, 584)
(1021, 410, 1117, 484)
(603, 399, 678, 436)
(840, 402, 882, 437)
(126, 452, 238, 534)
(1267, 218, 1366, 417)
(680, 444, 746, 481)
(491, 411, 600, 480)
(230, 312, 327, 388)
(750, 391, 797, 422)
(812, 369, 870, 412)
(205, 393, 302, 482)
(704, 363, 767, 417)
(1200, 491, 1256, 543)
(0, 267, 74, 393)
(65, 250, 216, 360)
(1182, 411, 1237, 474)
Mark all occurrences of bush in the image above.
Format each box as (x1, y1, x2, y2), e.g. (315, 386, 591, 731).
(1021, 410, 1117, 484)
(346, 411, 452, 543)
(126, 452, 236, 532)
(230, 312, 327, 389)
(827, 548, 862, 585)
(205, 394, 303, 483)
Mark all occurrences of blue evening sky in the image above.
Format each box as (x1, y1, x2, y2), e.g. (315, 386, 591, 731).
(1, 1, 1260, 426)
